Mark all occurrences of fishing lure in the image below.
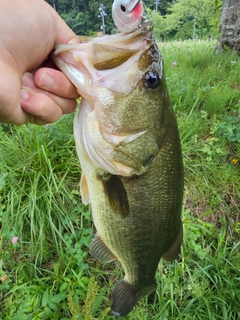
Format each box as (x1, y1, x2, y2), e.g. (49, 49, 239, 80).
(112, 0, 144, 33)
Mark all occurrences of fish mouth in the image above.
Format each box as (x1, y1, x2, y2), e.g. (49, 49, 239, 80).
(53, 21, 159, 177)
(53, 20, 154, 99)
(126, 0, 141, 14)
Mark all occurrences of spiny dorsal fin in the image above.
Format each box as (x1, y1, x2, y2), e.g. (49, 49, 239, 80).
(97, 173, 129, 217)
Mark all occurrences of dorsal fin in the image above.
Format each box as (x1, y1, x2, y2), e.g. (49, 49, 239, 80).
(97, 173, 129, 217)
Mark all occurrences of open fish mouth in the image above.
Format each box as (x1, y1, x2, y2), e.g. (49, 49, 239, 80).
(53, 20, 154, 97)
(52, 21, 161, 177)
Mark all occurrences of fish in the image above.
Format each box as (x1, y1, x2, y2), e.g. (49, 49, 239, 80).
(52, 13, 184, 318)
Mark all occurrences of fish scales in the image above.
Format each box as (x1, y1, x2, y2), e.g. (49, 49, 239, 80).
(53, 18, 183, 317)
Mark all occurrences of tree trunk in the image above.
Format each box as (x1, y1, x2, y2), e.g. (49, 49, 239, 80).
(216, 0, 240, 52)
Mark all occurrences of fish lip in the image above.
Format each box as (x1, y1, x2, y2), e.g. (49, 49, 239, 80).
(126, 0, 141, 14)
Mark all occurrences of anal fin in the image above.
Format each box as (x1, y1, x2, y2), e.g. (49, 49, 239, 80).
(89, 235, 116, 263)
(162, 221, 183, 261)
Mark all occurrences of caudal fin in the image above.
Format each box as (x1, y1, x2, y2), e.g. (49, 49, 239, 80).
(111, 280, 156, 317)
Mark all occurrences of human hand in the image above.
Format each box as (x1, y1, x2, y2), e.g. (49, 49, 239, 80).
(0, 0, 80, 125)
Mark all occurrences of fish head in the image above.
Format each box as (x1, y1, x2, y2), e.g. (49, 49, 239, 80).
(92, 42, 165, 135)
(52, 21, 170, 176)
(52, 21, 154, 100)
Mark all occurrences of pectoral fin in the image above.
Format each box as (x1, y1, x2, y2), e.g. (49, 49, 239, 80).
(89, 235, 116, 263)
(97, 173, 129, 217)
(162, 221, 183, 261)
(80, 172, 90, 205)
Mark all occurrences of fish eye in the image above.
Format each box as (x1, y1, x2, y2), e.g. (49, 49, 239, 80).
(121, 4, 126, 12)
(144, 71, 161, 89)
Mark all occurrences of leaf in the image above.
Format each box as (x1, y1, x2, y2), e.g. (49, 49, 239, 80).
(49, 302, 58, 311)
(81, 276, 90, 285)
(49, 292, 67, 304)
(11, 314, 28, 320)
(93, 295, 104, 313)
(42, 289, 49, 307)
(59, 282, 68, 292)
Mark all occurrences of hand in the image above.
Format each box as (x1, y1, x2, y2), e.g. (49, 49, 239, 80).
(0, 0, 80, 125)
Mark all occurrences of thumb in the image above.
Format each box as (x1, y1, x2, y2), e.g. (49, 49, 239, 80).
(51, 6, 80, 44)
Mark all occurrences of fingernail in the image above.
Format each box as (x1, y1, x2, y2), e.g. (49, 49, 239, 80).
(22, 72, 34, 87)
(39, 73, 55, 89)
(20, 89, 29, 100)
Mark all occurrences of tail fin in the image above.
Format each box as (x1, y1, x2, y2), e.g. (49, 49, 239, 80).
(111, 280, 156, 317)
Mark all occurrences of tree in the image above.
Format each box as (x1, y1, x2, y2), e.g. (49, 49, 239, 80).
(163, 0, 214, 40)
(45, 0, 222, 40)
(217, 0, 240, 51)
(146, 9, 166, 41)
(144, 0, 174, 15)
(46, 0, 114, 35)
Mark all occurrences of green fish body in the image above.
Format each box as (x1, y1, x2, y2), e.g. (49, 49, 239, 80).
(53, 21, 184, 317)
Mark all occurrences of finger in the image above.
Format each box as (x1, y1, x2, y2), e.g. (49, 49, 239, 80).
(34, 68, 79, 99)
(48, 92, 77, 115)
(22, 72, 35, 89)
(22, 72, 78, 115)
(20, 87, 64, 125)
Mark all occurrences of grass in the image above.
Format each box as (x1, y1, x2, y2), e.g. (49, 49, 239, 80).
(0, 40, 239, 319)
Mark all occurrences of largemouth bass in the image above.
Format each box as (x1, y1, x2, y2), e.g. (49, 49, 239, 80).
(53, 17, 184, 318)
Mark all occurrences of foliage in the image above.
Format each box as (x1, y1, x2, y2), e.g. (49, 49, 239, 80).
(45, 0, 222, 40)
(1, 40, 239, 319)
(209, 0, 223, 33)
(46, 0, 115, 35)
(144, 0, 174, 15)
(68, 277, 110, 319)
(216, 115, 240, 143)
(145, 9, 167, 41)
(154, 0, 223, 40)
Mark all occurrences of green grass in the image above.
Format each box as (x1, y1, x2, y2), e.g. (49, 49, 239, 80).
(0, 40, 240, 319)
